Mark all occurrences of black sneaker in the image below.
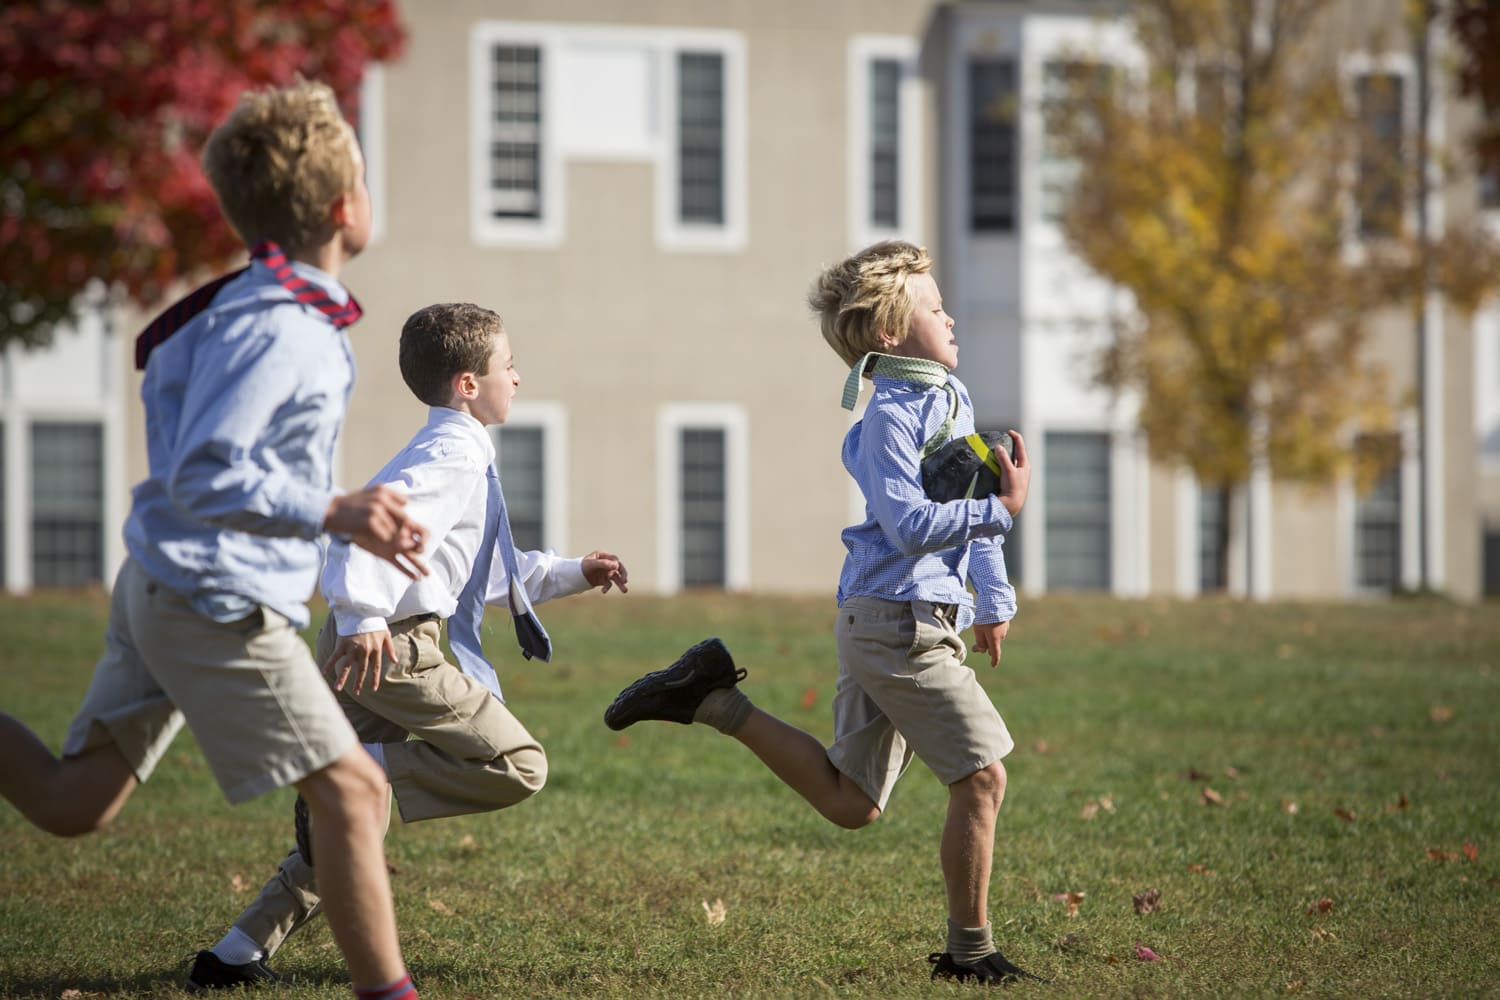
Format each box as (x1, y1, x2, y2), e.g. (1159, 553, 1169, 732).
(603, 638, 746, 730)
(929, 951, 1050, 985)
(294, 793, 313, 867)
(186, 949, 278, 991)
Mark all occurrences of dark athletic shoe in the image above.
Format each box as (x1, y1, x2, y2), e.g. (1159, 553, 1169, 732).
(603, 637, 746, 730)
(293, 793, 313, 867)
(186, 949, 279, 991)
(929, 950, 1050, 985)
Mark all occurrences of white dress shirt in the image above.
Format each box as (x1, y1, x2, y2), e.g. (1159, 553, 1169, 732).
(321, 407, 589, 637)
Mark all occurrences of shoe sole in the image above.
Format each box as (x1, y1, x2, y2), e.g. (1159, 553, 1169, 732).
(603, 638, 743, 730)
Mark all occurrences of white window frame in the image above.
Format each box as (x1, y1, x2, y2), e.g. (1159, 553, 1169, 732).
(358, 65, 388, 245)
(491, 401, 569, 555)
(847, 35, 923, 249)
(656, 403, 749, 593)
(1340, 52, 1418, 259)
(470, 22, 746, 252)
(1336, 415, 1419, 596)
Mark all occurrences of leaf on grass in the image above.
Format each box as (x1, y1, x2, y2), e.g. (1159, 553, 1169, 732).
(1183, 767, 1213, 782)
(231, 873, 249, 893)
(458, 834, 476, 848)
(1034, 740, 1052, 755)
(613, 734, 631, 748)
(1333, 807, 1357, 823)
(1080, 801, 1100, 821)
(429, 898, 453, 915)
(1080, 795, 1115, 820)
(702, 897, 727, 926)
(1052, 890, 1085, 918)
(1383, 793, 1410, 814)
(1186, 863, 1215, 876)
(1311, 927, 1336, 943)
(800, 688, 818, 709)
(1429, 705, 1454, 724)
(1133, 888, 1161, 914)
(1201, 787, 1225, 807)
(1133, 943, 1162, 962)
(1463, 842, 1478, 864)
(61, 992, 104, 999)
(1305, 898, 1334, 917)
(1223, 766, 1241, 779)
(1427, 848, 1459, 862)
(1281, 799, 1299, 814)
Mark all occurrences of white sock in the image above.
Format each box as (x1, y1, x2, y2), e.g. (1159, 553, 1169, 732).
(363, 741, 387, 772)
(211, 925, 264, 965)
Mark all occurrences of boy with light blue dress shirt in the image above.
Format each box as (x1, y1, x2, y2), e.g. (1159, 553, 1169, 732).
(606, 240, 1046, 986)
(0, 81, 426, 1000)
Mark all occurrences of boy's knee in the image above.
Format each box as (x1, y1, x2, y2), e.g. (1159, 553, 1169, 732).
(955, 761, 1007, 812)
(303, 749, 387, 817)
(832, 802, 882, 830)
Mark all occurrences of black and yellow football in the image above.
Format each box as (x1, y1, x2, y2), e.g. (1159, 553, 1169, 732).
(920, 431, 1014, 502)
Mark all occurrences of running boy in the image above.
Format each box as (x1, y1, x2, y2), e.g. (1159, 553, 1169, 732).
(189, 302, 630, 989)
(605, 240, 1042, 985)
(0, 81, 426, 1000)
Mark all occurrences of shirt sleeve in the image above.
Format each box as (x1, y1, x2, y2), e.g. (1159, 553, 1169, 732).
(858, 404, 1013, 556)
(967, 534, 1018, 624)
(165, 306, 337, 539)
(324, 446, 480, 636)
(483, 548, 590, 608)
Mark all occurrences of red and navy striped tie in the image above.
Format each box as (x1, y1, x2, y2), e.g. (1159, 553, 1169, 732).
(133, 241, 363, 370)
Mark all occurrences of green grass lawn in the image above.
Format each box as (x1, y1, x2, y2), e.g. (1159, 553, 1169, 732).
(1, 590, 1497, 998)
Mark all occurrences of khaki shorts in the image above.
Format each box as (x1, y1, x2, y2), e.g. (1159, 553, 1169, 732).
(828, 595, 1014, 811)
(63, 557, 356, 804)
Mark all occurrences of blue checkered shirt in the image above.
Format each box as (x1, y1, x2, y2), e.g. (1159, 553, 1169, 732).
(836, 373, 1016, 630)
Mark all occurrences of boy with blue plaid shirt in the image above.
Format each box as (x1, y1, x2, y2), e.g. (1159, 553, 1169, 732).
(606, 240, 1044, 985)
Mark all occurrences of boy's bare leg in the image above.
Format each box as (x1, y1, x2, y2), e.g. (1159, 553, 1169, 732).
(295, 748, 407, 990)
(0, 715, 137, 836)
(940, 762, 1006, 927)
(730, 708, 880, 829)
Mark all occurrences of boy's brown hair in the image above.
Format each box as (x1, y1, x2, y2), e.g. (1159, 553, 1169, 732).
(201, 80, 360, 255)
(399, 303, 505, 407)
(808, 239, 934, 368)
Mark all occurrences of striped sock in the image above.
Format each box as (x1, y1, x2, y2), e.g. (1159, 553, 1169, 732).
(355, 973, 417, 1000)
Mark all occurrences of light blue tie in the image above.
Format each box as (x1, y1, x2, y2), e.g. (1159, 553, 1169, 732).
(449, 465, 553, 701)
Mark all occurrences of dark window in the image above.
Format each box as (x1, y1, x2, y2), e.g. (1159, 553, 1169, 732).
(1044, 432, 1111, 590)
(1199, 485, 1229, 592)
(489, 45, 543, 219)
(31, 422, 104, 587)
(870, 58, 902, 228)
(496, 426, 545, 553)
(678, 52, 725, 225)
(1354, 434, 1402, 590)
(1356, 72, 1405, 239)
(681, 428, 726, 587)
(970, 58, 1018, 232)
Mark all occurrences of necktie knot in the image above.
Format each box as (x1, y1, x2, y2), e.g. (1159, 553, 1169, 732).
(840, 352, 959, 459)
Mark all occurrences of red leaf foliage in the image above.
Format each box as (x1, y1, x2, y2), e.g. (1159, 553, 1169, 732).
(0, 0, 406, 348)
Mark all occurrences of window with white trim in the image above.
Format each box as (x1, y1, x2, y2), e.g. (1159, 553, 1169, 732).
(657, 404, 748, 592)
(490, 403, 567, 554)
(1354, 71, 1406, 240)
(680, 427, 727, 587)
(1198, 484, 1228, 592)
(1044, 431, 1110, 590)
(678, 51, 724, 225)
(848, 37, 921, 247)
(970, 57, 1018, 233)
(31, 421, 104, 587)
(488, 44, 545, 220)
(1354, 433, 1402, 591)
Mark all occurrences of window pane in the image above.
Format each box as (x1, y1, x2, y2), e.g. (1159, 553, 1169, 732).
(679, 51, 725, 225)
(1354, 435, 1402, 590)
(496, 426, 545, 553)
(1199, 485, 1228, 592)
(1356, 72, 1404, 239)
(681, 428, 726, 588)
(970, 58, 1017, 232)
(870, 58, 902, 228)
(490, 45, 542, 219)
(1044, 432, 1110, 590)
(31, 422, 104, 587)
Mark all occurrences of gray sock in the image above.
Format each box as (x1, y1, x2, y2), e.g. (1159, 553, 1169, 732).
(946, 918, 995, 965)
(693, 686, 753, 735)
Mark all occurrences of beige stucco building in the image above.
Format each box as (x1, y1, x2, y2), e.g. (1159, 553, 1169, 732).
(3, 0, 1498, 602)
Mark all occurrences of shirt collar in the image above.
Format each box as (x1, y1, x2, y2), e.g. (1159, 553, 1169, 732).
(426, 407, 496, 464)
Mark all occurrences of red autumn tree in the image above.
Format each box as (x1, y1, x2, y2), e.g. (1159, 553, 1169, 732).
(0, 0, 406, 350)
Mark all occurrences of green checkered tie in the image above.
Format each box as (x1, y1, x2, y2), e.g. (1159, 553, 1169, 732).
(841, 352, 959, 459)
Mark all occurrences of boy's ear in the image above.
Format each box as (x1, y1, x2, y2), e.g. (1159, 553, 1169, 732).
(451, 370, 478, 401)
(329, 190, 354, 230)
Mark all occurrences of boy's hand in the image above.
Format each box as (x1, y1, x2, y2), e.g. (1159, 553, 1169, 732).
(325, 485, 431, 580)
(324, 629, 395, 695)
(582, 550, 629, 594)
(971, 620, 1010, 667)
(995, 430, 1030, 517)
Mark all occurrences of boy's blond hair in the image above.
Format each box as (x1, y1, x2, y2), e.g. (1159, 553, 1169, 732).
(809, 239, 934, 368)
(399, 303, 505, 408)
(201, 80, 360, 255)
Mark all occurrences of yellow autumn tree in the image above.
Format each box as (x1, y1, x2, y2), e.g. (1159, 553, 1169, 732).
(1048, 0, 1499, 590)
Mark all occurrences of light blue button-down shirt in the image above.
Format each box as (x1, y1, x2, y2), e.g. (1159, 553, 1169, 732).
(124, 259, 357, 628)
(837, 373, 1017, 631)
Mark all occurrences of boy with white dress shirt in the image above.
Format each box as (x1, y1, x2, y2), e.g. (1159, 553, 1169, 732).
(190, 301, 628, 987)
(0, 81, 428, 1000)
(605, 240, 1045, 986)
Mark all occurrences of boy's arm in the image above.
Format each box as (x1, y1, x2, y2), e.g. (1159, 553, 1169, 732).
(860, 408, 1014, 555)
(482, 547, 628, 607)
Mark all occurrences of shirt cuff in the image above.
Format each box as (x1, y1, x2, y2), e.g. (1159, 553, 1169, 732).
(282, 481, 338, 540)
(333, 608, 389, 637)
(973, 588, 1017, 625)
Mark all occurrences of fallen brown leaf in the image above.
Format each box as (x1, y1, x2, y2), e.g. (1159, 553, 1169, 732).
(1305, 898, 1334, 917)
(1429, 705, 1454, 724)
(1080, 801, 1100, 821)
(429, 899, 453, 915)
(1033, 739, 1052, 754)
(1186, 863, 1215, 875)
(799, 688, 818, 709)
(1133, 888, 1161, 914)
(231, 873, 249, 893)
(1134, 943, 1162, 962)
(702, 897, 727, 926)
(1384, 793, 1410, 814)
(1281, 799, 1299, 814)
(1183, 767, 1213, 782)
(1052, 890, 1085, 919)
(1333, 807, 1356, 823)
(1463, 842, 1478, 864)
(1427, 848, 1459, 862)
(1201, 787, 1225, 807)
